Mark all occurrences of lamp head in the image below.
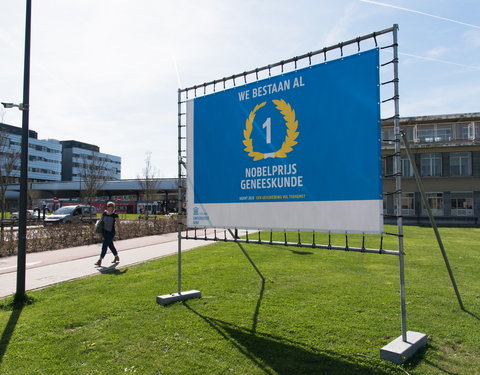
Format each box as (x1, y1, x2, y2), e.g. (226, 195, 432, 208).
(1, 102, 26, 110)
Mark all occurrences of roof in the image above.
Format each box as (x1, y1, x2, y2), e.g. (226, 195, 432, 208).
(9, 178, 182, 199)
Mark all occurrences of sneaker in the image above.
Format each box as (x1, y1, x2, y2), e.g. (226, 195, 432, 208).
(112, 256, 120, 263)
(94, 259, 102, 267)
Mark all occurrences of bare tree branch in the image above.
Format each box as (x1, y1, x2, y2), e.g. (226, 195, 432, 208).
(137, 151, 160, 217)
(78, 152, 111, 218)
(0, 129, 21, 241)
(0, 108, 6, 124)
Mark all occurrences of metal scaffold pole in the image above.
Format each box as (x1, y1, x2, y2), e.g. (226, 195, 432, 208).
(156, 90, 201, 305)
(392, 24, 408, 343)
(177, 89, 183, 294)
(380, 25, 428, 365)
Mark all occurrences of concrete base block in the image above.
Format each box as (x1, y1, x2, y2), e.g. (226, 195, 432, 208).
(156, 290, 201, 306)
(380, 331, 428, 364)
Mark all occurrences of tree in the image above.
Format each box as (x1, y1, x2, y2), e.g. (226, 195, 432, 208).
(0, 107, 6, 123)
(78, 151, 111, 219)
(137, 152, 160, 217)
(0, 129, 21, 241)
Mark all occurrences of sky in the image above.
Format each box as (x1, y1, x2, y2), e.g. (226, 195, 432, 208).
(1, 0, 479, 179)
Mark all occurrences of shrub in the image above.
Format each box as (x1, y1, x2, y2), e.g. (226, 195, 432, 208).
(0, 216, 178, 257)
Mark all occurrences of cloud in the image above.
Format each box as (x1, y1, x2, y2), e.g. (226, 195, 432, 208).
(401, 83, 480, 117)
(2, 0, 480, 179)
(359, 0, 480, 29)
(322, 3, 362, 47)
(462, 29, 480, 47)
(399, 52, 480, 71)
(425, 47, 449, 58)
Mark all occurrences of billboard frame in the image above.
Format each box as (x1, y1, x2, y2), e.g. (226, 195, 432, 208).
(157, 24, 430, 365)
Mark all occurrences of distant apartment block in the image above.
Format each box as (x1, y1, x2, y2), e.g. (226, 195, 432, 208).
(0, 122, 121, 182)
(0, 122, 62, 182)
(60, 140, 121, 181)
(382, 112, 480, 225)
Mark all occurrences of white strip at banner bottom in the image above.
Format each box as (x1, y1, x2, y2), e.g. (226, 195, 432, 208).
(187, 200, 383, 234)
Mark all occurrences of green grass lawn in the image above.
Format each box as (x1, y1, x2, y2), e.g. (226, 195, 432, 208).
(0, 225, 479, 374)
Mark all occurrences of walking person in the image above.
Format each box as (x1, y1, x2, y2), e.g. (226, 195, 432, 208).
(94, 202, 121, 267)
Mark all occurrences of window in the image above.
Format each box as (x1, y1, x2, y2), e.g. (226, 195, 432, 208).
(382, 155, 394, 177)
(382, 127, 394, 144)
(450, 152, 471, 176)
(403, 127, 414, 142)
(420, 153, 442, 176)
(402, 193, 415, 216)
(401, 155, 413, 177)
(436, 125, 452, 141)
(451, 192, 473, 216)
(455, 123, 470, 140)
(0, 137, 10, 147)
(393, 192, 415, 216)
(417, 125, 434, 142)
(422, 193, 444, 216)
(414, 124, 455, 143)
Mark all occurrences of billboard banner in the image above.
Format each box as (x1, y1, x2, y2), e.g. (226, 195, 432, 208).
(186, 48, 383, 233)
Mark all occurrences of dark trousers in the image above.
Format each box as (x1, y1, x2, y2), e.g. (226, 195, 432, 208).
(100, 230, 118, 259)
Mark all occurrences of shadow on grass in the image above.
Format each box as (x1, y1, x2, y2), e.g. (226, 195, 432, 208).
(405, 343, 457, 375)
(183, 281, 392, 375)
(252, 280, 265, 333)
(271, 245, 314, 256)
(97, 263, 128, 276)
(288, 249, 314, 255)
(421, 359, 458, 375)
(0, 294, 34, 365)
(185, 302, 391, 375)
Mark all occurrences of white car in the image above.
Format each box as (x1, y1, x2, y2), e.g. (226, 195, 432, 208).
(43, 205, 97, 225)
(10, 209, 36, 220)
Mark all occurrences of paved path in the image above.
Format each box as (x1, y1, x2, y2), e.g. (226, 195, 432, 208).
(0, 230, 229, 298)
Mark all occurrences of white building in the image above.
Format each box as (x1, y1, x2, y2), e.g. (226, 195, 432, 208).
(0, 123, 121, 183)
(0, 122, 62, 182)
(60, 140, 121, 181)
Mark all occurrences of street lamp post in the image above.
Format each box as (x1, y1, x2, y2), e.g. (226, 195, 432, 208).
(3, 0, 33, 302)
(16, 0, 32, 301)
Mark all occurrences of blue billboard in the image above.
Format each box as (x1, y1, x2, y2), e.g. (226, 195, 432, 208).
(187, 48, 383, 233)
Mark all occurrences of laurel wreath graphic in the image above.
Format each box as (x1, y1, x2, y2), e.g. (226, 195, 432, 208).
(243, 99, 299, 161)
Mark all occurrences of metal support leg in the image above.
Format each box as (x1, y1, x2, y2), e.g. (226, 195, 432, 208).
(401, 131, 464, 310)
(178, 233, 182, 294)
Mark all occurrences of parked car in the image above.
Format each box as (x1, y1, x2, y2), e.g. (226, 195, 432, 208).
(43, 205, 97, 225)
(10, 209, 36, 221)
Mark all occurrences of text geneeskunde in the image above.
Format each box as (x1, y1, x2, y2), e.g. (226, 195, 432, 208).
(240, 163, 304, 190)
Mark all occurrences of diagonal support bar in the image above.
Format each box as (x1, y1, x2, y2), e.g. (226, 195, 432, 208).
(401, 131, 465, 310)
(228, 229, 266, 281)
